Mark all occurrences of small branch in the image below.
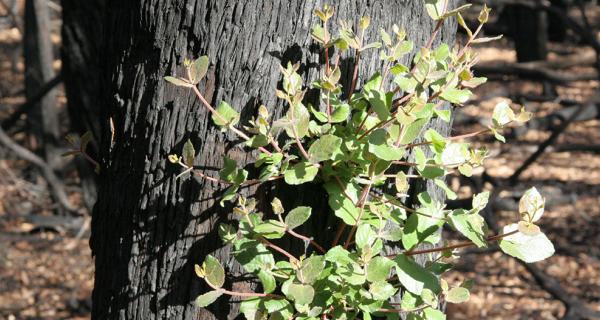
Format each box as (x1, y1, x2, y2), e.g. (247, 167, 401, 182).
(287, 229, 326, 254)
(386, 230, 519, 258)
(260, 237, 299, 263)
(191, 86, 272, 155)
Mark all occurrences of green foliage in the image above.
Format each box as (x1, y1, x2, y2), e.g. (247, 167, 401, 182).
(164, 2, 554, 319)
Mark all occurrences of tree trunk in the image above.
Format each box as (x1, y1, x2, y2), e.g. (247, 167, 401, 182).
(60, 0, 105, 210)
(507, 2, 548, 62)
(92, 1, 457, 319)
(24, 0, 60, 168)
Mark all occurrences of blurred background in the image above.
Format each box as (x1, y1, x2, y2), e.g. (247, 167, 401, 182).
(0, 0, 599, 319)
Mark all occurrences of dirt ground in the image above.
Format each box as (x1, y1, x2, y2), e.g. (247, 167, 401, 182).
(1, 2, 600, 320)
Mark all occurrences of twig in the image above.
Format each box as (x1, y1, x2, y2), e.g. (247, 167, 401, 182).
(0, 125, 77, 213)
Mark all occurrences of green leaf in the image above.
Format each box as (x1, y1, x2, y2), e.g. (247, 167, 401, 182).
(325, 246, 354, 265)
(369, 281, 397, 301)
(442, 142, 469, 167)
(366, 256, 396, 282)
(368, 129, 406, 161)
(203, 255, 225, 288)
(324, 181, 360, 225)
(434, 108, 451, 122)
(331, 103, 351, 123)
(246, 134, 269, 148)
(308, 134, 342, 163)
(445, 287, 470, 304)
(183, 139, 195, 166)
(287, 283, 315, 305)
(284, 162, 319, 185)
(394, 254, 440, 295)
(401, 194, 445, 249)
(212, 101, 240, 127)
(285, 206, 312, 230)
(190, 56, 209, 84)
(499, 223, 555, 263)
(254, 219, 287, 239)
(434, 179, 457, 200)
(449, 209, 487, 248)
(400, 118, 428, 145)
(284, 103, 311, 139)
(424, 307, 446, 320)
(196, 290, 223, 307)
(234, 239, 275, 273)
(299, 255, 325, 284)
(440, 88, 471, 105)
(356, 224, 377, 250)
(164, 76, 193, 87)
(257, 270, 276, 293)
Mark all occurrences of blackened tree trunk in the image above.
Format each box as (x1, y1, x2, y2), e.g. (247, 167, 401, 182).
(91, 1, 457, 319)
(60, 0, 105, 210)
(507, 2, 548, 62)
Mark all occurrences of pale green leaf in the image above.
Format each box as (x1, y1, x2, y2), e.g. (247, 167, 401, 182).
(499, 223, 555, 263)
(285, 206, 312, 230)
(196, 290, 223, 307)
(284, 162, 319, 185)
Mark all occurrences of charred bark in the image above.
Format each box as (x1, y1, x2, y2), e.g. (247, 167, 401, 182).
(92, 1, 457, 319)
(60, 0, 105, 210)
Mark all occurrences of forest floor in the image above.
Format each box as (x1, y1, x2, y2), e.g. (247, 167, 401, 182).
(1, 2, 600, 320)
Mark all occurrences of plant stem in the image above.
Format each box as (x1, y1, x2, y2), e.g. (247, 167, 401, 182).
(386, 229, 519, 258)
(191, 86, 272, 155)
(260, 237, 299, 263)
(344, 183, 372, 249)
(287, 229, 326, 254)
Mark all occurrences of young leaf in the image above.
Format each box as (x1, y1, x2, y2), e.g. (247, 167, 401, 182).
(519, 187, 545, 223)
(183, 139, 195, 167)
(212, 101, 240, 127)
(424, 0, 446, 20)
(395, 171, 409, 194)
(164, 76, 193, 87)
(492, 101, 515, 127)
(285, 206, 312, 230)
(196, 290, 223, 307)
(190, 56, 209, 84)
(203, 255, 225, 288)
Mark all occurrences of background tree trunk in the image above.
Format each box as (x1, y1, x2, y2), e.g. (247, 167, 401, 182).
(506, 2, 548, 62)
(24, 0, 60, 168)
(60, 0, 105, 210)
(91, 1, 457, 319)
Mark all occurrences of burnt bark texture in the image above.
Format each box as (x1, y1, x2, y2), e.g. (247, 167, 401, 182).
(60, 0, 106, 210)
(92, 1, 457, 319)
